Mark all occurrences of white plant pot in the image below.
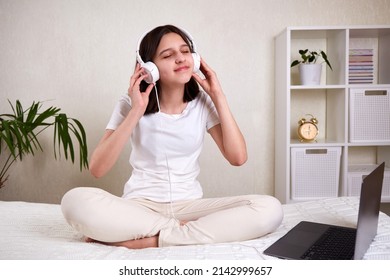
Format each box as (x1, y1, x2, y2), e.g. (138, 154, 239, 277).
(299, 64, 322, 85)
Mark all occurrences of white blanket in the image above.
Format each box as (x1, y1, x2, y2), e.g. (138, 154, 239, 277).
(0, 197, 389, 260)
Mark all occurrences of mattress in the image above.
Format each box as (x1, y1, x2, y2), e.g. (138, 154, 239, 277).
(0, 197, 389, 260)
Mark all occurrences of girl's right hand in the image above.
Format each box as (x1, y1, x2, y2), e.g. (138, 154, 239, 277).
(128, 63, 154, 115)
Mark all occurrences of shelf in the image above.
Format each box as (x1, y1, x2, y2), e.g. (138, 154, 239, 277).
(290, 140, 344, 147)
(349, 27, 390, 37)
(290, 88, 346, 144)
(348, 83, 390, 89)
(275, 25, 390, 204)
(290, 28, 346, 86)
(290, 85, 345, 90)
(347, 142, 390, 147)
(349, 27, 390, 85)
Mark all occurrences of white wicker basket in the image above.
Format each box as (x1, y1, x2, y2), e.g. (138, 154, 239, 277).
(349, 88, 390, 142)
(291, 147, 341, 200)
(347, 164, 390, 198)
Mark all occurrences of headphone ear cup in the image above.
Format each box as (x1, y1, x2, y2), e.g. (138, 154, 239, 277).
(192, 52, 201, 73)
(141, 61, 160, 84)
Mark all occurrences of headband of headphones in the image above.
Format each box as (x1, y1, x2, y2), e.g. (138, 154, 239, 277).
(136, 27, 200, 84)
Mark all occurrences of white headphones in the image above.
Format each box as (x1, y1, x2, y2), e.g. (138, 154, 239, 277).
(136, 27, 201, 84)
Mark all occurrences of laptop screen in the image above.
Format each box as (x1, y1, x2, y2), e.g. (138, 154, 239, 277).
(353, 162, 384, 259)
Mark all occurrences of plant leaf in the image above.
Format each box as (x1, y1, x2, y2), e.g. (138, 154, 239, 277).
(1, 99, 89, 188)
(8, 121, 26, 159)
(15, 100, 25, 122)
(320, 50, 333, 70)
(299, 49, 308, 55)
(55, 113, 75, 163)
(0, 121, 17, 158)
(25, 101, 39, 124)
(291, 60, 300, 68)
(68, 118, 89, 170)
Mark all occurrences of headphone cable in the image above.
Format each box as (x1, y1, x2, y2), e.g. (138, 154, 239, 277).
(154, 85, 177, 221)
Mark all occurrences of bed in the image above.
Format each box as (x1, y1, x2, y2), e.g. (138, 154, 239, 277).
(1, 197, 389, 260)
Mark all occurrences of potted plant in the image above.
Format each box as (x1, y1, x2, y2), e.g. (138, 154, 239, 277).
(291, 49, 332, 85)
(0, 100, 89, 188)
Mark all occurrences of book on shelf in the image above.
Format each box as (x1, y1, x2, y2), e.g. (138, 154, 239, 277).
(349, 48, 374, 84)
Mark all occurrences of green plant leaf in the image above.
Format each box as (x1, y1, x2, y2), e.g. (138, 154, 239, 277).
(16, 101, 23, 122)
(320, 50, 333, 70)
(68, 118, 89, 170)
(55, 113, 75, 163)
(8, 121, 26, 159)
(25, 101, 39, 124)
(290, 60, 300, 67)
(291, 49, 333, 70)
(299, 49, 308, 55)
(1, 99, 89, 188)
(0, 121, 17, 158)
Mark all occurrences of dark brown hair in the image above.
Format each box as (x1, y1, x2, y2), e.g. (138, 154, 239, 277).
(138, 25, 200, 115)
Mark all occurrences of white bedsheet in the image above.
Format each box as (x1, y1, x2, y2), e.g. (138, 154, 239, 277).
(0, 197, 389, 260)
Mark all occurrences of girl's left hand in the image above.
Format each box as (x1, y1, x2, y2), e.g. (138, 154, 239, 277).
(192, 58, 223, 100)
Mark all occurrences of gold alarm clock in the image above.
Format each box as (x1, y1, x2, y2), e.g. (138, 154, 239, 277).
(298, 114, 318, 142)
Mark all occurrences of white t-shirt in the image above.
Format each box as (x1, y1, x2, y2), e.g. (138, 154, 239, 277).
(106, 91, 220, 202)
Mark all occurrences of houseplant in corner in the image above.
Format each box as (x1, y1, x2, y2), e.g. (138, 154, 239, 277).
(291, 49, 332, 85)
(0, 100, 89, 188)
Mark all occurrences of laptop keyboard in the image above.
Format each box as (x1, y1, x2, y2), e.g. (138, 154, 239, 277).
(301, 226, 357, 260)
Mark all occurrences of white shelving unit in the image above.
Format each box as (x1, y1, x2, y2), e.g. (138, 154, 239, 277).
(275, 26, 390, 204)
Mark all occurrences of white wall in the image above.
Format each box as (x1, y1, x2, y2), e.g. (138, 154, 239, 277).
(1, 0, 390, 203)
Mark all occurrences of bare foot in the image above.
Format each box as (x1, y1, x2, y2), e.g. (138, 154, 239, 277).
(85, 235, 159, 249)
(85, 237, 94, 243)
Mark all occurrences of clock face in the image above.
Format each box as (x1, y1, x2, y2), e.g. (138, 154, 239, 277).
(298, 122, 318, 141)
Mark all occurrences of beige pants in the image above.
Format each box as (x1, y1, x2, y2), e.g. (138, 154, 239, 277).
(61, 187, 283, 247)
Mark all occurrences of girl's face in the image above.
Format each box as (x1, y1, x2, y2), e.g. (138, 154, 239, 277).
(153, 32, 194, 87)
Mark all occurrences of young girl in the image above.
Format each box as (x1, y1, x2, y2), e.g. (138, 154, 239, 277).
(61, 25, 283, 249)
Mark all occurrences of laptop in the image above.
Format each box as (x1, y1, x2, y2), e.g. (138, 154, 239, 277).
(264, 162, 385, 260)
